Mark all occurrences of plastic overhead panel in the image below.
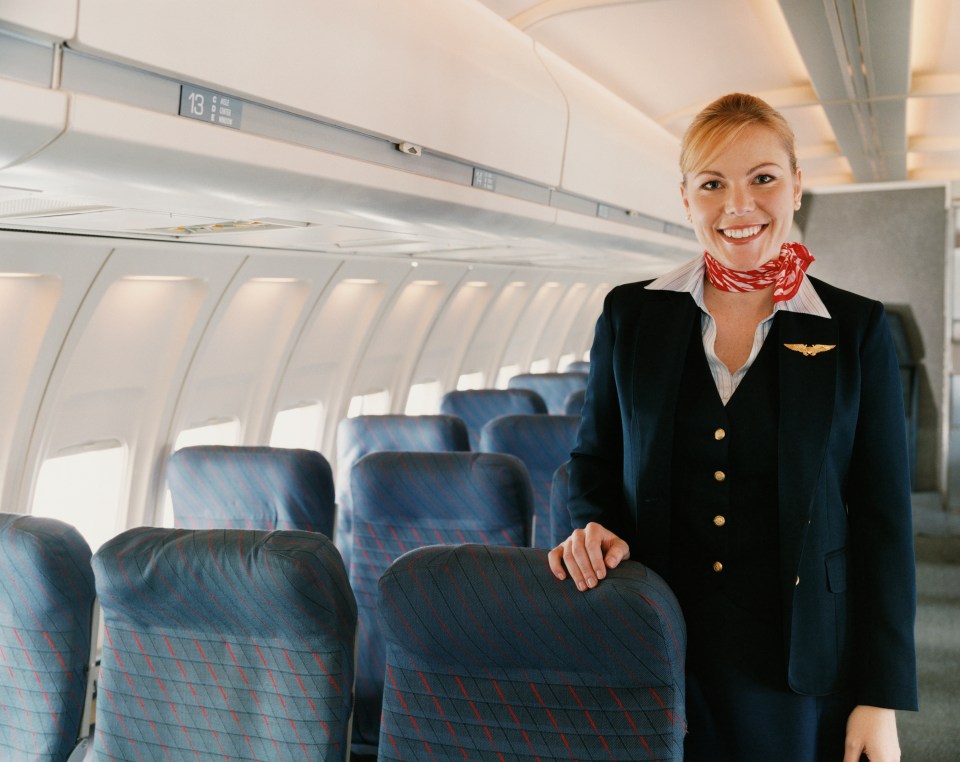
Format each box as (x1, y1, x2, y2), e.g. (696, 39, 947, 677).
(0, 78, 67, 171)
(71, 0, 568, 188)
(0, 0, 78, 40)
(536, 45, 684, 225)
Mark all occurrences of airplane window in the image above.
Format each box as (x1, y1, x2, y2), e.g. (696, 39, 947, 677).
(347, 390, 390, 417)
(495, 364, 520, 389)
(270, 403, 324, 450)
(32, 442, 127, 553)
(405, 381, 442, 415)
(456, 371, 485, 390)
(173, 419, 241, 451)
(530, 358, 551, 374)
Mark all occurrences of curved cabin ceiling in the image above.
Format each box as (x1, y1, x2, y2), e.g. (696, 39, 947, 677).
(477, 0, 960, 191)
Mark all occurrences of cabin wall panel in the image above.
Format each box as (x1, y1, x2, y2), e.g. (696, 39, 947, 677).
(0, 232, 111, 513)
(0, 1, 77, 40)
(20, 239, 245, 533)
(499, 278, 567, 373)
(411, 266, 513, 391)
(799, 186, 949, 496)
(528, 280, 592, 368)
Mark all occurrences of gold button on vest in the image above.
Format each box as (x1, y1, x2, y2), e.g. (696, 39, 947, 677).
(714, 427, 726, 441)
(712, 561, 724, 573)
(713, 515, 726, 527)
(714, 470, 726, 482)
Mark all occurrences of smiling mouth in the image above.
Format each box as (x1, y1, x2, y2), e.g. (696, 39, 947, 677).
(720, 224, 766, 240)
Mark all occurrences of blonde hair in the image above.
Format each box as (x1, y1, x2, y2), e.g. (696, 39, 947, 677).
(680, 93, 798, 182)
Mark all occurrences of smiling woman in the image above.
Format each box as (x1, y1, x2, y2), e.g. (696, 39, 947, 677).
(549, 93, 918, 762)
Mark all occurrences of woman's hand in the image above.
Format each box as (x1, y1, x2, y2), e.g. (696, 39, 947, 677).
(844, 705, 900, 761)
(547, 522, 630, 591)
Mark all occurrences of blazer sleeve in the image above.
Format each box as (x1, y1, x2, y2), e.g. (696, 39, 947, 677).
(846, 300, 918, 710)
(567, 287, 634, 544)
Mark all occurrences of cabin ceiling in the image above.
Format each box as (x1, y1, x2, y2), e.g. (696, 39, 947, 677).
(476, 0, 960, 191)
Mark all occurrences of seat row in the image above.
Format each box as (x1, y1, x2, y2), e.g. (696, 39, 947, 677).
(0, 515, 686, 761)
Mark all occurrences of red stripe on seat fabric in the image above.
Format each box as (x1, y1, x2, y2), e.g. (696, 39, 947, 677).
(386, 663, 434, 761)
(416, 670, 467, 759)
(131, 631, 198, 759)
(491, 678, 539, 761)
(454, 675, 503, 761)
(566, 685, 613, 760)
(528, 682, 573, 759)
(194, 639, 257, 758)
(163, 635, 229, 757)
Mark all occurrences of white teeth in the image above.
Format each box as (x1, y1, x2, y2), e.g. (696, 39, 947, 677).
(722, 225, 762, 239)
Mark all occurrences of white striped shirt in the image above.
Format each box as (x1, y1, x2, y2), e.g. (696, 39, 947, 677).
(645, 254, 831, 404)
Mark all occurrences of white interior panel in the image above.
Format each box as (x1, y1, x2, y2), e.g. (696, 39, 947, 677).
(529, 280, 592, 367)
(499, 277, 569, 371)
(537, 45, 684, 223)
(0, 0, 77, 39)
(0, 78, 67, 169)
(0, 232, 111, 513)
(351, 263, 458, 410)
(71, 0, 567, 185)
(411, 266, 515, 390)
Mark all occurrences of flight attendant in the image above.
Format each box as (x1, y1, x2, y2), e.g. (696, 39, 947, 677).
(548, 93, 918, 761)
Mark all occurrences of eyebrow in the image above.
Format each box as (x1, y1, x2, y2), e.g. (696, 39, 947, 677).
(695, 162, 783, 179)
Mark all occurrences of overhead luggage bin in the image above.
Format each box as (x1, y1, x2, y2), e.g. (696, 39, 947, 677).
(0, 78, 67, 170)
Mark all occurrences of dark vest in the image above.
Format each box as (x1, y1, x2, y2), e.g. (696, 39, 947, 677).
(669, 317, 781, 619)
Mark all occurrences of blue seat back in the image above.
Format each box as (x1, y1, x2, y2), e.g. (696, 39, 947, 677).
(378, 544, 687, 761)
(564, 387, 586, 415)
(479, 414, 580, 548)
(87, 527, 356, 761)
(0, 513, 95, 762)
(167, 445, 335, 536)
(563, 360, 591, 373)
(508, 372, 589, 415)
(439, 389, 547, 449)
(349, 451, 533, 751)
(334, 415, 469, 567)
(550, 460, 575, 546)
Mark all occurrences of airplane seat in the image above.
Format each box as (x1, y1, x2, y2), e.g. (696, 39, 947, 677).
(334, 414, 469, 572)
(507, 371, 589, 415)
(166, 445, 336, 536)
(549, 460, 575, 546)
(563, 359, 591, 374)
(348, 451, 533, 756)
(439, 388, 547, 449)
(377, 544, 687, 761)
(77, 527, 357, 761)
(563, 387, 586, 415)
(478, 414, 581, 548)
(0, 513, 96, 762)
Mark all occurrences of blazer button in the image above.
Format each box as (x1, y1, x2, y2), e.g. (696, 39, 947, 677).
(713, 515, 726, 527)
(712, 561, 724, 573)
(714, 428, 726, 441)
(795, 575, 801, 586)
(714, 470, 726, 482)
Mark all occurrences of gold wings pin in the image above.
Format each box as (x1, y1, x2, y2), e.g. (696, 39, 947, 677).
(784, 343, 836, 357)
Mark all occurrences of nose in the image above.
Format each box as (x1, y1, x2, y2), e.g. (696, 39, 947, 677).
(724, 184, 755, 215)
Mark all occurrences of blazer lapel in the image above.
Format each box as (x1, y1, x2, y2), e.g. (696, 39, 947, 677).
(777, 310, 838, 585)
(630, 292, 698, 571)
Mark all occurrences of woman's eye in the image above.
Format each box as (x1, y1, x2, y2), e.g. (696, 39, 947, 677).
(701, 180, 721, 190)
(754, 174, 775, 184)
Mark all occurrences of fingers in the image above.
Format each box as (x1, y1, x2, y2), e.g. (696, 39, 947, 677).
(548, 523, 628, 592)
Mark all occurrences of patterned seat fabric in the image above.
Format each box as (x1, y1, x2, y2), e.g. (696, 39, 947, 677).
(167, 446, 335, 536)
(508, 372, 589, 415)
(0, 513, 95, 762)
(549, 460, 575, 547)
(349, 451, 533, 752)
(86, 527, 357, 761)
(378, 544, 687, 761)
(479, 414, 581, 548)
(334, 415, 469, 570)
(439, 389, 547, 449)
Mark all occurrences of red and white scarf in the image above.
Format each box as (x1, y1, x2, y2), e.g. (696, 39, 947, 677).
(703, 242, 814, 303)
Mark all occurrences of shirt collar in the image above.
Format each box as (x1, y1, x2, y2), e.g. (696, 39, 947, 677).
(645, 254, 831, 319)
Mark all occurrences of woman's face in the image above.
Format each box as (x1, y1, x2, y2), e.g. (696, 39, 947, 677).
(681, 124, 802, 271)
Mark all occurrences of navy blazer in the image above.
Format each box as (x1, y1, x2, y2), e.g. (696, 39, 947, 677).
(568, 275, 918, 710)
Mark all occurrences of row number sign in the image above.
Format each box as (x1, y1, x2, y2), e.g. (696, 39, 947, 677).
(179, 85, 243, 129)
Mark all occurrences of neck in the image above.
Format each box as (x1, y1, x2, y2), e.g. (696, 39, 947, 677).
(703, 279, 775, 314)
